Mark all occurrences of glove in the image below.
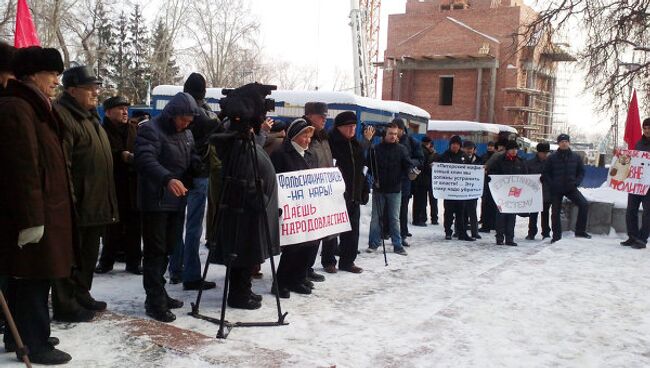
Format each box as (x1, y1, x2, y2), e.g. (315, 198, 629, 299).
(18, 225, 45, 248)
(408, 167, 421, 181)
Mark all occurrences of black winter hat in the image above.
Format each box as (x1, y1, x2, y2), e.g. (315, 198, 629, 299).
(536, 142, 550, 153)
(505, 140, 519, 151)
(462, 140, 475, 149)
(334, 111, 357, 127)
(422, 136, 432, 143)
(304, 102, 328, 116)
(557, 133, 570, 143)
(449, 135, 462, 146)
(0, 41, 16, 73)
(62, 65, 102, 88)
(487, 141, 495, 147)
(287, 118, 314, 140)
(12, 46, 64, 79)
(496, 138, 509, 149)
(183, 72, 207, 101)
(643, 118, 650, 128)
(392, 118, 406, 130)
(103, 95, 130, 110)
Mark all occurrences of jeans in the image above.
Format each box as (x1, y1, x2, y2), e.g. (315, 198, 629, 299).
(551, 189, 589, 239)
(169, 177, 208, 283)
(626, 192, 650, 242)
(369, 192, 403, 250)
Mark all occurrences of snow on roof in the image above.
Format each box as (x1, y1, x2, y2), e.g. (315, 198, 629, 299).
(446, 17, 501, 44)
(427, 120, 500, 134)
(491, 123, 519, 134)
(151, 85, 431, 118)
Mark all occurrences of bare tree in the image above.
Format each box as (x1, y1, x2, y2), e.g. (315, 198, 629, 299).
(519, 0, 650, 114)
(0, 0, 15, 39)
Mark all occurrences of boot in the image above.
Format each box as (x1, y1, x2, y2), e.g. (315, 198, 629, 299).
(620, 237, 636, 246)
(271, 283, 290, 299)
(146, 308, 176, 323)
(339, 264, 363, 274)
(228, 296, 262, 310)
(307, 270, 325, 282)
(27, 347, 72, 365)
(288, 282, 312, 295)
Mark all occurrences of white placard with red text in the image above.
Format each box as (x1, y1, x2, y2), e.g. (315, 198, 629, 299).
(607, 149, 650, 195)
(489, 174, 543, 213)
(277, 167, 351, 246)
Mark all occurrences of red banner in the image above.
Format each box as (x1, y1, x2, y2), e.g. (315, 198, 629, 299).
(14, 0, 41, 48)
(623, 90, 641, 149)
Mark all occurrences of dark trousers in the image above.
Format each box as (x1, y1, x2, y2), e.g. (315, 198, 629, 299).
(496, 213, 516, 242)
(626, 193, 650, 242)
(551, 189, 589, 239)
(52, 225, 104, 315)
(142, 211, 184, 311)
(480, 187, 496, 230)
(3, 278, 51, 355)
(400, 195, 411, 236)
(277, 243, 315, 287)
(444, 200, 466, 236)
(465, 199, 479, 236)
(306, 241, 321, 274)
(412, 185, 437, 223)
(528, 202, 552, 237)
(229, 266, 252, 302)
(322, 202, 360, 268)
(100, 209, 142, 269)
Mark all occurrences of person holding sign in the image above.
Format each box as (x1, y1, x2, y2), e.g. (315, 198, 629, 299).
(366, 123, 414, 255)
(622, 118, 650, 249)
(490, 141, 528, 246)
(439, 135, 473, 241)
(271, 119, 318, 298)
(544, 134, 591, 243)
(526, 142, 552, 240)
(462, 140, 482, 239)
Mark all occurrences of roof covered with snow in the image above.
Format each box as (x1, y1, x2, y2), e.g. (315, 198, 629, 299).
(152, 85, 430, 118)
(427, 120, 501, 134)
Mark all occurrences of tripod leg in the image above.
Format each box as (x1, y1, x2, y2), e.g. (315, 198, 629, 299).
(0, 290, 32, 368)
(217, 257, 233, 339)
(190, 248, 213, 315)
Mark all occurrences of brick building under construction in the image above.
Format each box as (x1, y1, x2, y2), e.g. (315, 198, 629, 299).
(381, 0, 575, 140)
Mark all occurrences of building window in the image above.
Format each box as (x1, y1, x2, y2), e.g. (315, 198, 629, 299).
(439, 76, 454, 105)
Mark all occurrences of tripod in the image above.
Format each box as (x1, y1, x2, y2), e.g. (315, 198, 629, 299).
(190, 131, 288, 339)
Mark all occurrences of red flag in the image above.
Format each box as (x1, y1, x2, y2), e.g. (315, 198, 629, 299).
(14, 0, 40, 48)
(623, 90, 641, 149)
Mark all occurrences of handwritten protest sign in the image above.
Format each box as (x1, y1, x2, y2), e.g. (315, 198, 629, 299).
(431, 163, 484, 200)
(607, 149, 650, 195)
(276, 167, 351, 246)
(489, 174, 543, 213)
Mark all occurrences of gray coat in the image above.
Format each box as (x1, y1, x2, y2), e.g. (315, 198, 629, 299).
(309, 128, 334, 168)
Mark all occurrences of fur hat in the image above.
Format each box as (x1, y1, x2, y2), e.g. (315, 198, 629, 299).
(287, 118, 314, 141)
(643, 118, 650, 128)
(12, 46, 64, 79)
(505, 140, 519, 151)
(449, 135, 462, 146)
(536, 142, 550, 153)
(0, 41, 16, 73)
(183, 72, 207, 101)
(304, 102, 328, 116)
(103, 95, 130, 111)
(556, 133, 570, 143)
(334, 111, 357, 127)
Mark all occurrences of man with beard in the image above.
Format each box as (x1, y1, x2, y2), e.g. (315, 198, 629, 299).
(52, 66, 118, 322)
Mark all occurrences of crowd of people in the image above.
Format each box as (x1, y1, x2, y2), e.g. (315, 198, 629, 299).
(1, 42, 648, 366)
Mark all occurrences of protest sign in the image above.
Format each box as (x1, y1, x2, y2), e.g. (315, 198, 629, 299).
(276, 167, 351, 246)
(489, 174, 543, 213)
(431, 163, 484, 200)
(607, 149, 650, 195)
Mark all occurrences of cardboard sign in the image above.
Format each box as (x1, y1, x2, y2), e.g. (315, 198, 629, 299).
(431, 163, 484, 200)
(277, 167, 351, 246)
(607, 149, 650, 195)
(489, 174, 543, 213)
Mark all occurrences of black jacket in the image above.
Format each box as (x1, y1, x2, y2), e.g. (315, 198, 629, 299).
(134, 93, 202, 212)
(414, 143, 438, 188)
(399, 133, 424, 196)
(635, 135, 650, 152)
(368, 141, 413, 193)
(491, 154, 528, 176)
(329, 127, 369, 204)
(526, 155, 551, 202)
(189, 101, 220, 178)
(101, 116, 138, 211)
(543, 148, 584, 194)
(270, 139, 317, 173)
(439, 148, 469, 165)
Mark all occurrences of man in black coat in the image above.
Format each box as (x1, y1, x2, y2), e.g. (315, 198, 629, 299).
(412, 136, 438, 226)
(490, 141, 527, 246)
(96, 96, 142, 275)
(439, 135, 473, 241)
(479, 140, 500, 233)
(135, 92, 202, 322)
(622, 118, 650, 249)
(526, 142, 552, 240)
(462, 140, 482, 239)
(544, 134, 591, 242)
(322, 112, 369, 273)
(367, 123, 413, 255)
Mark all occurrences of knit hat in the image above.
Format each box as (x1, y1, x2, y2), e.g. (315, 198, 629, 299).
(391, 118, 406, 130)
(62, 65, 102, 88)
(0, 41, 15, 73)
(287, 118, 314, 141)
(462, 140, 475, 149)
(12, 46, 64, 79)
(505, 140, 519, 151)
(334, 111, 357, 127)
(304, 102, 328, 116)
(183, 72, 207, 101)
(449, 135, 462, 146)
(643, 118, 650, 128)
(557, 133, 570, 143)
(536, 142, 550, 153)
(103, 95, 130, 111)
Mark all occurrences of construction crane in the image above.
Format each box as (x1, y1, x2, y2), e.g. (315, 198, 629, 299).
(349, 0, 381, 97)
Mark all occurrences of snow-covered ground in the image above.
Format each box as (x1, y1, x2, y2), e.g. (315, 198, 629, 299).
(2, 200, 650, 368)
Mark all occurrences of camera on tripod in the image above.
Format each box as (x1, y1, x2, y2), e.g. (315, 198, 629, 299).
(219, 82, 277, 133)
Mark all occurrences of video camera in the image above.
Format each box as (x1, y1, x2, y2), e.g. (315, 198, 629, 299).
(219, 82, 277, 134)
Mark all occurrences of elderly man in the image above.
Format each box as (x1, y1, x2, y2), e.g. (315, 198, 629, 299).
(0, 46, 74, 365)
(622, 118, 650, 249)
(52, 66, 118, 322)
(135, 92, 202, 322)
(95, 96, 142, 275)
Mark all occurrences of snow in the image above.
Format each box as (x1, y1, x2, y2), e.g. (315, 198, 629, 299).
(428, 120, 500, 134)
(2, 198, 650, 367)
(151, 86, 431, 119)
(581, 184, 629, 209)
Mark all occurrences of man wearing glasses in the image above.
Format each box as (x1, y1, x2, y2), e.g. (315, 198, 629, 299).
(52, 66, 118, 322)
(622, 118, 650, 249)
